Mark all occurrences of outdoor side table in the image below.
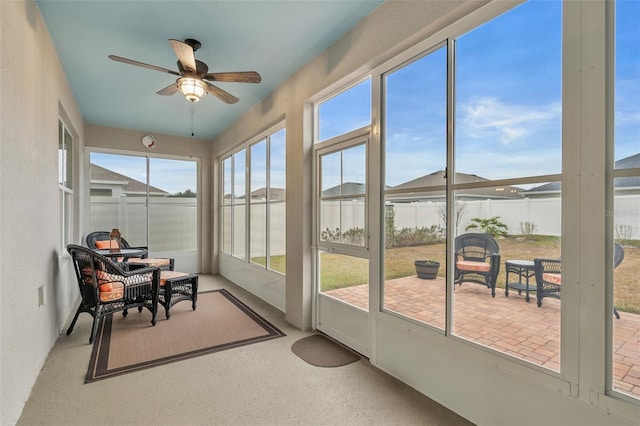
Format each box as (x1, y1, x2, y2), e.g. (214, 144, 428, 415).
(504, 260, 536, 302)
(93, 248, 148, 262)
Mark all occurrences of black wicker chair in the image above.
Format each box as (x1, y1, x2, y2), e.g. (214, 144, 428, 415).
(86, 231, 174, 271)
(454, 233, 501, 297)
(66, 244, 160, 343)
(533, 258, 562, 307)
(534, 243, 625, 318)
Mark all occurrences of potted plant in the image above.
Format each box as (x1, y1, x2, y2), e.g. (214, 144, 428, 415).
(415, 260, 440, 280)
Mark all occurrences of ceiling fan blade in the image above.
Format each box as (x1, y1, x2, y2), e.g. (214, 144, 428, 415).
(156, 83, 178, 96)
(203, 71, 262, 83)
(108, 55, 180, 76)
(205, 81, 239, 104)
(169, 39, 197, 73)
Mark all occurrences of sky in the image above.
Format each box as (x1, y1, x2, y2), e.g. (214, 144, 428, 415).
(91, 152, 197, 195)
(91, 0, 638, 194)
(319, 0, 639, 188)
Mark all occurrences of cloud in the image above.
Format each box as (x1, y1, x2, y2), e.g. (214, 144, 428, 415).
(459, 97, 561, 144)
(615, 110, 640, 125)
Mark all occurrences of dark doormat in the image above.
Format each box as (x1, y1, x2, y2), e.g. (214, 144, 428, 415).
(291, 334, 361, 367)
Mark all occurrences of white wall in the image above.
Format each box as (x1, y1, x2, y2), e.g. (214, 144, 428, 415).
(0, 2, 84, 425)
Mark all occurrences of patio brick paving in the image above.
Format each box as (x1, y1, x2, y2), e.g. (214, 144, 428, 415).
(325, 275, 640, 397)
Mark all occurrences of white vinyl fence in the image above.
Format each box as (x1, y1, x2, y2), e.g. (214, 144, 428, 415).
(321, 194, 640, 239)
(90, 197, 197, 251)
(92, 194, 639, 258)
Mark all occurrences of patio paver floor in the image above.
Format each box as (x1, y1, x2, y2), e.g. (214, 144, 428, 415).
(325, 275, 640, 397)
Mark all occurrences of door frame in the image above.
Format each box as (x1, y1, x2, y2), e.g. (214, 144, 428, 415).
(312, 127, 371, 356)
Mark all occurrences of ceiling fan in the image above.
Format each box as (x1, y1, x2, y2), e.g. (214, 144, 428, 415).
(108, 38, 261, 104)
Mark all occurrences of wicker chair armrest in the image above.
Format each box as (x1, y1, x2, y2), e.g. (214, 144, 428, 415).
(489, 253, 501, 283)
(120, 265, 157, 276)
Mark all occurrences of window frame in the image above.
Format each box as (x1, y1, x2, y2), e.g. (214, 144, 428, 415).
(219, 121, 287, 274)
(58, 118, 74, 253)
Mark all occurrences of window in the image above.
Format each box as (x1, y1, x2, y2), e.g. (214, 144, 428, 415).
(233, 150, 246, 259)
(319, 143, 367, 247)
(221, 125, 286, 274)
(268, 129, 286, 273)
(250, 129, 287, 273)
(89, 153, 198, 255)
(451, 0, 562, 370)
(317, 78, 371, 142)
(220, 150, 247, 258)
(379, 0, 563, 369)
(612, 0, 639, 399)
(58, 119, 73, 251)
(383, 45, 447, 330)
(221, 157, 232, 254)
(90, 188, 112, 197)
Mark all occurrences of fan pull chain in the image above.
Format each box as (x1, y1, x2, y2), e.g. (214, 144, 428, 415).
(190, 104, 195, 137)
(189, 104, 194, 158)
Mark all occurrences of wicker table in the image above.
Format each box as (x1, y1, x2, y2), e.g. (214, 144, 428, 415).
(504, 260, 536, 302)
(93, 248, 147, 262)
(159, 271, 198, 319)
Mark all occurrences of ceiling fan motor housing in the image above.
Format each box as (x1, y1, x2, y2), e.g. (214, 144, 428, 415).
(184, 38, 202, 52)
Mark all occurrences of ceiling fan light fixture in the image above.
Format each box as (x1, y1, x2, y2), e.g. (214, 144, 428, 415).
(177, 77, 207, 102)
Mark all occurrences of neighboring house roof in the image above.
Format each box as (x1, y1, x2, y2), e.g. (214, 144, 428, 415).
(526, 152, 640, 194)
(389, 170, 523, 200)
(90, 163, 169, 195)
(250, 187, 286, 201)
(322, 182, 366, 197)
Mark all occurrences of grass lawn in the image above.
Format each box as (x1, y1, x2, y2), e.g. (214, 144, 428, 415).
(317, 235, 640, 314)
(249, 256, 286, 274)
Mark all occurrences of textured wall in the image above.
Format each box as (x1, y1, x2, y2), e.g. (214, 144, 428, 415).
(0, 1, 84, 424)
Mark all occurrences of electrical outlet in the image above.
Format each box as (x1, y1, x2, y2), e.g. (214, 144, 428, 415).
(38, 285, 45, 306)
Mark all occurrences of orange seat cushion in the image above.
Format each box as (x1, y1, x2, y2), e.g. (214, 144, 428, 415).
(457, 260, 491, 272)
(160, 270, 190, 286)
(543, 273, 562, 285)
(128, 258, 171, 268)
(94, 240, 119, 250)
(98, 281, 124, 302)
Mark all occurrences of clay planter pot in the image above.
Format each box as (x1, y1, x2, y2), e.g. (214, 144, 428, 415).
(415, 260, 440, 280)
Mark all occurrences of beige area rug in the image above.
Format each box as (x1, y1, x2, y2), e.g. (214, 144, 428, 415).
(291, 334, 361, 367)
(86, 289, 285, 383)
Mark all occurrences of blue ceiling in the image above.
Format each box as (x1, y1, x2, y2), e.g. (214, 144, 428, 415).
(37, 0, 384, 140)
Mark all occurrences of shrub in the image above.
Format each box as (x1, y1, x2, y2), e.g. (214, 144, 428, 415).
(519, 221, 537, 237)
(342, 227, 365, 246)
(392, 225, 444, 247)
(321, 227, 365, 245)
(615, 224, 637, 246)
(321, 227, 340, 243)
(466, 216, 508, 238)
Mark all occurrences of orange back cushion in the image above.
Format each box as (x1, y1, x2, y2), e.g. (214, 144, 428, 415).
(95, 240, 119, 250)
